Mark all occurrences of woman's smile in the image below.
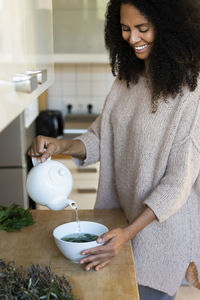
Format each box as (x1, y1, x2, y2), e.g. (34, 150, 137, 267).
(133, 43, 150, 53)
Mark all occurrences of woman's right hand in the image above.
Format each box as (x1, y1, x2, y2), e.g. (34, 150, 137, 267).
(28, 135, 62, 162)
(28, 135, 86, 162)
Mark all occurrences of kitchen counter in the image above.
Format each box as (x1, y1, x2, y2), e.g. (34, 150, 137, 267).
(0, 209, 139, 300)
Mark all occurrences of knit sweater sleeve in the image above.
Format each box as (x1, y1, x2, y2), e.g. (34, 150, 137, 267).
(144, 95, 200, 223)
(74, 114, 102, 166)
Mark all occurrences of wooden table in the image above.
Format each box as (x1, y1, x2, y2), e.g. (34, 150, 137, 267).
(0, 209, 139, 300)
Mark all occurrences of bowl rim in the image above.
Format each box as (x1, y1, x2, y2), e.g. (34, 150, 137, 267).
(53, 221, 108, 245)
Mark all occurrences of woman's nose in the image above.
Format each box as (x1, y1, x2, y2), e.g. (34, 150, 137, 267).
(129, 30, 141, 44)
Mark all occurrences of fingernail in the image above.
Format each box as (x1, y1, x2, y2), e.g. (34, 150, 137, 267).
(97, 238, 103, 243)
(41, 157, 46, 163)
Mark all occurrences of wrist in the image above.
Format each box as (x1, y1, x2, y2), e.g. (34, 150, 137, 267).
(123, 206, 157, 241)
(59, 139, 73, 153)
(60, 139, 86, 159)
(123, 226, 135, 242)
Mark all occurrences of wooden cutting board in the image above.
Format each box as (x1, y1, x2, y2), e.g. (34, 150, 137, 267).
(0, 209, 139, 300)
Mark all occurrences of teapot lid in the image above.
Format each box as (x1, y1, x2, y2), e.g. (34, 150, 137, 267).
(48, 165, 72, 185)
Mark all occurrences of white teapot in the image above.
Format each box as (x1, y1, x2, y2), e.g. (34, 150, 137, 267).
(26, 157, 76, 210)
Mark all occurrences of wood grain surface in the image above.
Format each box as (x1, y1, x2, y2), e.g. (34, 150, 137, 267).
(0, 209, 139, 300)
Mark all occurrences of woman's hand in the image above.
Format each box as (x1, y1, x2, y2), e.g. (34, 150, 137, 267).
(28, 135, 86, 161)
(80, 228, 129, 271)
(28, 135, 62, 162)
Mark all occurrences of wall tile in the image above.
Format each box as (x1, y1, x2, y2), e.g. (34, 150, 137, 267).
(48, 63, 114, 115)
(61, 64, 76, 81)
(62, 82, 77, 96)
(76, 64, 91, 81)
(91, 81, 108, 96)
(91, 64, 107, 80)
(77, 81, 90, 96)
(48, 82, 62, 96)
(48, 96, 62, 111)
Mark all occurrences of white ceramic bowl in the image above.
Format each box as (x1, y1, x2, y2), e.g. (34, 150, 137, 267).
(53, 221, 109, 263)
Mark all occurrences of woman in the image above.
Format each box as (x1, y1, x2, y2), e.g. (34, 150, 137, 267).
(29, 0, 200, 299)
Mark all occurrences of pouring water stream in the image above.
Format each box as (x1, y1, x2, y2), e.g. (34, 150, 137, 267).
(69, 201, 81, 234)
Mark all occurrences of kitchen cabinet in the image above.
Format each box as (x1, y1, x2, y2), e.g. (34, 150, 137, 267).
(0, 112, 36, 209)
(53, 0, 110, 63)
(37, 158, 99, 210)
(0, 0, 54, 132)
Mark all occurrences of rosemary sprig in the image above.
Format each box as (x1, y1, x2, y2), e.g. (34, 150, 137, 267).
(0, 259, 77, 299)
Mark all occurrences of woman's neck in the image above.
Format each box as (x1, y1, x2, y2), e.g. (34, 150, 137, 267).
(142, 60, 150, 78)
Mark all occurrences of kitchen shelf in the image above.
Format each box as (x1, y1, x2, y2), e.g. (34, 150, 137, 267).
(53, 54, 110, 64)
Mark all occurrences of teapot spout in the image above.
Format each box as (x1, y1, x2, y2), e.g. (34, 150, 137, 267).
(67, 199, 77, 210)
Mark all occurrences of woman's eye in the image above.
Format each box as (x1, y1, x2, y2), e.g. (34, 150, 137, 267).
(122, 27, 130, 32)
(139, 28, 149, 33)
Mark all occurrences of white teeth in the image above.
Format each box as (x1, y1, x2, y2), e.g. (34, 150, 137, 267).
(135, 44, 148, 50)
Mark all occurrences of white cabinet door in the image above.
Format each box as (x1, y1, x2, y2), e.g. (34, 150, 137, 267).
(0, 0, 54, 132)
(53, 0, 108, 54)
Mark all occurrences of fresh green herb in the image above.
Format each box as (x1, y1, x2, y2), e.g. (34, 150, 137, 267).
(0, 203, 35, 232)
(61, 233, 99, 243)
(0, 259, 77, 299)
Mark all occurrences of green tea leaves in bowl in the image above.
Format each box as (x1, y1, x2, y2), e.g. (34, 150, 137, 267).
(61, 233, 99, 243)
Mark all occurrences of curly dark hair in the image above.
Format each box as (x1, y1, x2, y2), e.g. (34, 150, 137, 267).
(105, 0, 200, 112)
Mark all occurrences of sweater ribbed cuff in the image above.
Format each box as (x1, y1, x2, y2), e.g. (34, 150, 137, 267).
(144, 201, 166, 223)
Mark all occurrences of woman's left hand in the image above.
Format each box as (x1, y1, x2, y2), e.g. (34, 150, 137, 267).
(80, 228, 129, 271)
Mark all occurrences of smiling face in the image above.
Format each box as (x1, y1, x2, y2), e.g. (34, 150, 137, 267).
(120, 3, 155, 64)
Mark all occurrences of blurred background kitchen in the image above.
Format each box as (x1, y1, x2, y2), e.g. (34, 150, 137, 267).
(0, 0, 114, 211)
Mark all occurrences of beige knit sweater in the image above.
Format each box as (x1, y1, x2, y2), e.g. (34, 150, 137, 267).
(76, 76, 200, 296)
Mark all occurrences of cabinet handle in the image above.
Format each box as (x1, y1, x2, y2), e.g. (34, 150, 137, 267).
(77, 167, 98, 173)
(12, 74, 38, 93)
(77, 188, 97, 193)
(24, 69, 47, 84)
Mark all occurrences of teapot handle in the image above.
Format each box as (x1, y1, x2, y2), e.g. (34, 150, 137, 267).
(31, 149, 51, 166)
